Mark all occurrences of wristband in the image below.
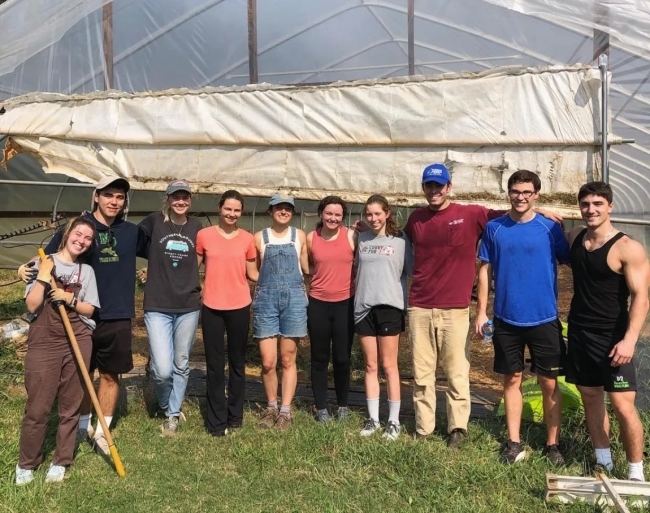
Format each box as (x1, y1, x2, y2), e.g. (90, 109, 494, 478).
(69, 296, 78, 309)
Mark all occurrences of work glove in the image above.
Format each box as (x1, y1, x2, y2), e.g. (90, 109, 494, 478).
(36, 258, 55, 285)
(18, 261, 38, 283)
(47, 289, 74, 308)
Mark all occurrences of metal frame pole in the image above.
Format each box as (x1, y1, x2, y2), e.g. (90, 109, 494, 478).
(599, 54, 609, 183)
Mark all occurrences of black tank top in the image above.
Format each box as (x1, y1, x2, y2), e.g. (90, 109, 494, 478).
(568, 229, 629, 329)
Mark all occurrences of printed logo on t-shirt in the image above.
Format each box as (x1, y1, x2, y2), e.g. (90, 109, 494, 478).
(360, 245, 395, 256)
(448, 219, 464, 226)
(160, 234, 194, 267)
(98, 232, 119, 263)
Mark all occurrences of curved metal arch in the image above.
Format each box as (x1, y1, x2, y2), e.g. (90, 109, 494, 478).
(609, 171, 644, 213)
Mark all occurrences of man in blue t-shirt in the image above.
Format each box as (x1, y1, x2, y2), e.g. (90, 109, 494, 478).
(475, 170, 569, 466)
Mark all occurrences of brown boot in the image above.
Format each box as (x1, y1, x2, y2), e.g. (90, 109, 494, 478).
(258, 408, 278, 429)
(274, 411, 292, 431)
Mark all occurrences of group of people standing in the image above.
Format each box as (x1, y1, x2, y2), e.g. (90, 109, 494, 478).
(12, 164, 649, 486)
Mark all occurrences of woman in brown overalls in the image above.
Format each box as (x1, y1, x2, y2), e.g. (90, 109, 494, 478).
(15, 217, 100, 486)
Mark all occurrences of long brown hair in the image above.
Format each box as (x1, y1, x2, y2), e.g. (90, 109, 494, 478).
(364, 194, 400, 237)
(316, 195, 348, 229)
(57, 216, 97, 262)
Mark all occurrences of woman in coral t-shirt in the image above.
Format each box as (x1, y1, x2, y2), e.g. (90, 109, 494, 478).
(196, 190, 258, 437)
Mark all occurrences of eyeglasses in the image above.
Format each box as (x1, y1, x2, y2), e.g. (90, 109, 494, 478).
(508, 189, 536, 199)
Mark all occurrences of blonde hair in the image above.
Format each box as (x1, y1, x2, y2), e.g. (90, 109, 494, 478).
(162, 201, 172, 222)
(57, 216, 97, 262)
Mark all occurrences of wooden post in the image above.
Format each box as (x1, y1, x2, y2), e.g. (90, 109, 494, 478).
(102, 2, 114, 90)
(247, 0, 258, 84)
(408, 0, 415, 75)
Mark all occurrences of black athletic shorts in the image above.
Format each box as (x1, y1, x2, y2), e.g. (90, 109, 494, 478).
(91, 319, 134, 374)
(355, 305, 405, 336)
(493, 317, 564, 377)
(565, 323, 636, 392)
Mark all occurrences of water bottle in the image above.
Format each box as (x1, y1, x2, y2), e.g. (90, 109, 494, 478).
(481, 320, 494, 344)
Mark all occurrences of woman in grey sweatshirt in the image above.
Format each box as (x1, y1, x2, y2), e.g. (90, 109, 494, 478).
(354, 194, 411, 441)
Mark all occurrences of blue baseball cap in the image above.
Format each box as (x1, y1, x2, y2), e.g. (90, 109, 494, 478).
(422, 163, 451, 185)
(269, 192, 295, 207)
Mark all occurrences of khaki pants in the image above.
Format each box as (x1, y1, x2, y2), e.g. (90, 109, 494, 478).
(409, 306, 470, 435)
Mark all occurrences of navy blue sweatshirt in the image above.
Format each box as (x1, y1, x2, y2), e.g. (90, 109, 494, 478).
(46, 212, 148, 320)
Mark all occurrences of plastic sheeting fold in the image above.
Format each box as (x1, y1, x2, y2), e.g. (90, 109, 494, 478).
(1, 65, 602, 205)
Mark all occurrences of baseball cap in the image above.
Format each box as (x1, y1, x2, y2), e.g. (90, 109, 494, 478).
(422, 163, 451, 185)
(269, 192, 295, 207)
(166, 179, 192, 196)
(95, 176, 130, 193)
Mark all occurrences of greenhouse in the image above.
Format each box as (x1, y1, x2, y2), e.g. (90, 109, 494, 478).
(1, 0, 650, 266)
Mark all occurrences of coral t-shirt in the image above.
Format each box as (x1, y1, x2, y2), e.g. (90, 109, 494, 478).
(404, 203, 503, 309)
(196, 227, 256, 311)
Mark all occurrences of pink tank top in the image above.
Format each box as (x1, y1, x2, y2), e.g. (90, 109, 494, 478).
(309, 227, 354, 302)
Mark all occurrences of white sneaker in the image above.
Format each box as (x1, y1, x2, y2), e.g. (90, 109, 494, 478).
(93, 433, 110, 456)
(360, 419, 381, 437)
(382, 421, 401, 441)
(45, 464, 66, 483)
(15, 465, 34, 486)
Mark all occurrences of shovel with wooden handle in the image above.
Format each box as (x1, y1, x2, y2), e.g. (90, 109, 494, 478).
(38, 248, 126, 477)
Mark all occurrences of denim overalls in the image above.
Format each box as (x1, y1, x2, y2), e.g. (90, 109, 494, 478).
(253, 227, 307, 338)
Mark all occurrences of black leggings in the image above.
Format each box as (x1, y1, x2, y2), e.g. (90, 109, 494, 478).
(307, 296, 354, 410)
(201, 304, 250, 434)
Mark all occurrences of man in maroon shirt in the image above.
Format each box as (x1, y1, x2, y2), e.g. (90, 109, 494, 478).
(404, 163, 560, 448)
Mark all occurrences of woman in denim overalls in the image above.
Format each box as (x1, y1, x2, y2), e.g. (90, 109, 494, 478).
(253, 193, 309, 430)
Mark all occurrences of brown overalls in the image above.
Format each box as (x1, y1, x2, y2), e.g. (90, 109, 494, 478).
(19, 269, 93, 469)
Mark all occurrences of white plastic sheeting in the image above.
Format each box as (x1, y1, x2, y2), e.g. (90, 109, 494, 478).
(1, 65, 602, 205)
(0, 0, 649, 212)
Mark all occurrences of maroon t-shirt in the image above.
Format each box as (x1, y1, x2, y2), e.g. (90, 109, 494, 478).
(404, 203, 504, 309)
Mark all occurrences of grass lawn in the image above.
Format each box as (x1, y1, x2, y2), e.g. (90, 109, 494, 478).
(1, 272, 649, 512)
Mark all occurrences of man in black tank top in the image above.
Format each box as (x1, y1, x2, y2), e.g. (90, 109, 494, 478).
(566, 182, 650, 481)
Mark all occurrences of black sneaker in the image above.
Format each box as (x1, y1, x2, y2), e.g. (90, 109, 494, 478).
(447, 429, 467, 449)
(543, 444, 565, 466)
(499, 439, 526, 464)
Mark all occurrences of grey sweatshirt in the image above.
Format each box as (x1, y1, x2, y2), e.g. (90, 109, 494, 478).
(354, 230, 412, 323)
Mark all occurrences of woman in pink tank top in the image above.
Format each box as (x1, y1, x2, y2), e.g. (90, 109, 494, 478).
(306, 196, 357, 422)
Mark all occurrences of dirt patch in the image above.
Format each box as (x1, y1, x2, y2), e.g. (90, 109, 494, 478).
(130, 266, 577, 399)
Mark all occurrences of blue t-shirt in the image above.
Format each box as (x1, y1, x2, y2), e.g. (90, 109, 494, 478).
(46, 212, 148, 321)
(478, 213, 569, 327)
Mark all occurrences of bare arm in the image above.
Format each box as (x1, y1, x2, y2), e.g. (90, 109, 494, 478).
(306, 231, 315, 275)
(196, 254, 204, 268)
(246, 259, 259, 282)
(474, 262, 491, 336)
(299, 230, 310, 275)
(25, 281, 47, 313)
(610, 239, 650, 365)
(535, 208, 564, 226)
(254, 231, 263, 271)
(347, 226, 358, 252)
(69, 297, 96, 318)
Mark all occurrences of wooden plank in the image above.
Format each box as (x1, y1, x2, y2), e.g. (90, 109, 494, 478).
(247, 0, 258, 84)
(407, 0, 415, 75)
(599, 473, 631, 513)
(546, 473, 650, 509)
(102, 2, 114, 90)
